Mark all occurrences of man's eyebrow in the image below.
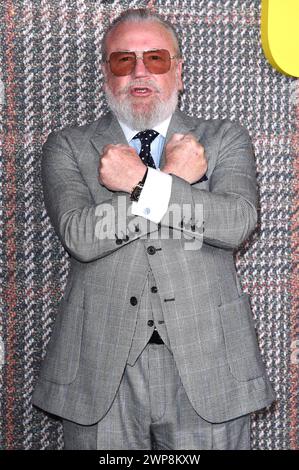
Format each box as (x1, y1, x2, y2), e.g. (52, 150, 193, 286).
(109, 48, 162, 52)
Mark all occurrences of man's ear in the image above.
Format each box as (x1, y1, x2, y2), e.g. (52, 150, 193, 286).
(101, 63, 107, 81)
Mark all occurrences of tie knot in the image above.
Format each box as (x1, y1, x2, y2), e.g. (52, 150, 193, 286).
(133, 129, 159, 145)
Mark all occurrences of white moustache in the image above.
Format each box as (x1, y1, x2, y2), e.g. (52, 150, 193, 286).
(120, 80, 161, 94)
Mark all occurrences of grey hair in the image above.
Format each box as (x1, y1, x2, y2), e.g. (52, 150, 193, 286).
(101, 8, 182, 62)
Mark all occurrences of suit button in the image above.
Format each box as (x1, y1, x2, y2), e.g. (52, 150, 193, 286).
(130, 296, 138, 306)
(147, 320, 154, 327)
(151, 286, 158, 293)
(147, 246, 156, 255)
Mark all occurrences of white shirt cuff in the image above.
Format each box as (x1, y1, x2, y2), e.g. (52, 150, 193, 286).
(131, 167, 172, 223)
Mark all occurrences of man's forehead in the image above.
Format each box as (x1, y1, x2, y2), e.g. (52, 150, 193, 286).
(105, 21, 176, 50)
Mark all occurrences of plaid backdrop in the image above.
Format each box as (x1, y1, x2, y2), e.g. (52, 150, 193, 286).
(0, 0, 298, 450)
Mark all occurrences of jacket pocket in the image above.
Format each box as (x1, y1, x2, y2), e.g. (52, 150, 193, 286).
(218, 293, 266, 381)
(39, 295, 85, 384)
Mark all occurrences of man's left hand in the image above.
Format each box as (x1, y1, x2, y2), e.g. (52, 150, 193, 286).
(98, 144, 147, 193)
(162, 133, 207, 184)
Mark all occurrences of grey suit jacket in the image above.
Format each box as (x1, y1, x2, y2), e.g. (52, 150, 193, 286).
(32, 109, 276, 424)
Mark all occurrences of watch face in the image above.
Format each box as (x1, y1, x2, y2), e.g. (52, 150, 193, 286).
(130, 185, 143, 202)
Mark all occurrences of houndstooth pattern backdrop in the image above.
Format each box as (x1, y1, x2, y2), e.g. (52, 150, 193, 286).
(0, 0, 298, 450)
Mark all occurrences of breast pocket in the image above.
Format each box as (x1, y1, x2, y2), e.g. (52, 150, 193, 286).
(39, 293, 85, 385)
(218, 293, 266, 381)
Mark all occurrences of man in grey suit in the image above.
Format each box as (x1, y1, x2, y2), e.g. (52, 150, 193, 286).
(32, 8, 276, 449)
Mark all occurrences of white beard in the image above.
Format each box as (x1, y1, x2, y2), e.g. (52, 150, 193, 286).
(104, 81, 179, 130)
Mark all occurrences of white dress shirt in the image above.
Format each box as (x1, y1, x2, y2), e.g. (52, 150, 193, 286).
(118, 117, 173, 224)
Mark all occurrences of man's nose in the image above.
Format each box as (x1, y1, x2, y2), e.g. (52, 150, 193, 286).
(133, 57, 150, 77)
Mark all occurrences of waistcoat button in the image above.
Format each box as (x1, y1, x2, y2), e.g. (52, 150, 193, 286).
(130, 296, 138, 306)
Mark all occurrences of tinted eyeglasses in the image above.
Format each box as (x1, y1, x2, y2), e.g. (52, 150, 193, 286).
(106, 49, 179, 76)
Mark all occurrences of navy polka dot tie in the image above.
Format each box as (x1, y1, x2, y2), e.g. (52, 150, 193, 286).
(133, 129, 159, 168)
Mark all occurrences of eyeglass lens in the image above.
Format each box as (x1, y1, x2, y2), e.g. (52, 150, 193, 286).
(108, 49, 172, 76)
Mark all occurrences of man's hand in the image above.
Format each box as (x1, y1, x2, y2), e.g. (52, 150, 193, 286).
(98, 144, 147, 193)
(162, 133, 207, 184)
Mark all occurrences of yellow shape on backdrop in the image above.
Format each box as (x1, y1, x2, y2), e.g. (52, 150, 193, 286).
(261, 0, 299, 77)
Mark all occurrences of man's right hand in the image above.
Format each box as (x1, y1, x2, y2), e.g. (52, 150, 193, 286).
(162, 133, 207, 184)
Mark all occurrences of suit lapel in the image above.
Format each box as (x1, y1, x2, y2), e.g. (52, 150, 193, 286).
(90, 111, 128, 156)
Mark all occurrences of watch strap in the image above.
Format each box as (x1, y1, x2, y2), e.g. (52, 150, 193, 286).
(130, 167, 148, 202)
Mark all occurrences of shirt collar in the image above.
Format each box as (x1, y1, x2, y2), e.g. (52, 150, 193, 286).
(118, 114, 173, 143)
